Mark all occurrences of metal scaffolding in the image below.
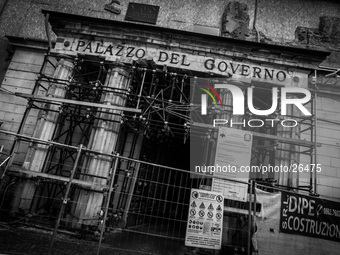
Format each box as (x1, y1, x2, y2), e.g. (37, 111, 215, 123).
(0, 50, 321, 255)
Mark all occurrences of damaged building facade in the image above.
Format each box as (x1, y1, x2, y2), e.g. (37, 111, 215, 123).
(0, 0, 340, 254)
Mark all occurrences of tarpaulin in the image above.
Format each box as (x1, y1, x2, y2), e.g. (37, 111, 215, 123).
(254, 188, 340, 255)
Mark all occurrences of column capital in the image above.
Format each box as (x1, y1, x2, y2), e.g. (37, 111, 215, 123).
(107, 65, 131, 78)
(57, 58, 74, 71)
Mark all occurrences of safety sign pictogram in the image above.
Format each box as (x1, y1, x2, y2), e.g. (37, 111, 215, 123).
(185, 189, 224, 250)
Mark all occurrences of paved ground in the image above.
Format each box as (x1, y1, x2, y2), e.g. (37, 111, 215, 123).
(0, 226, 117, 255)
(0, 225, 193, 255)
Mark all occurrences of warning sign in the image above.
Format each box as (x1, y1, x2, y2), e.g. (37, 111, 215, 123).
(199, 210, 205, 217)
(216, 213, 222, 220)
(185, 189, 224, 250)
(207, 211, 214, 218)
(190, 209, 196, 216)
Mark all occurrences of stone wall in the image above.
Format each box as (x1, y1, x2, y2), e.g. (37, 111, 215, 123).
(0, 0, 340, 199)
(0, 0, 338, 68)
(0, 0, 338, 42)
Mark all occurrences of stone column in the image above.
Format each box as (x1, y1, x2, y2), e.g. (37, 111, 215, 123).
(72, 66, 130, 226)
(111, 131, 144, 222)
(11, 58, 74, 213)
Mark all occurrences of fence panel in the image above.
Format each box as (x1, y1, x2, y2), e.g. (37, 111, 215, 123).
(0, 140, 255, 255)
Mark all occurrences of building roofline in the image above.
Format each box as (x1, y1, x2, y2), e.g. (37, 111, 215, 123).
(41, 9, 330, 60)
(5, 35, 54, 51)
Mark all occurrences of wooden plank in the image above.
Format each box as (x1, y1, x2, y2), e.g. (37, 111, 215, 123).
(15, 92, 142, 113)
(7, 167, 108, 192)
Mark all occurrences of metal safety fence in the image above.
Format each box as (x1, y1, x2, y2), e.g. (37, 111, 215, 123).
(0, 130, 259, 255)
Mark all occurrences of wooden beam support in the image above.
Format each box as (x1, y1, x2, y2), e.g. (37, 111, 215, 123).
(7, 166, 107, 192)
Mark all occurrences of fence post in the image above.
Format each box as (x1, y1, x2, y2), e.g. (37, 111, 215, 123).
(47, 144, 84, 255)
(96, 154, 119, 255)
(252, 182, 257, 253)
(247, 180, 253, 255)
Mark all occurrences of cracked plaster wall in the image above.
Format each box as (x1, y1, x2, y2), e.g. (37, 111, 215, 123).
(0, 0, 339, 43)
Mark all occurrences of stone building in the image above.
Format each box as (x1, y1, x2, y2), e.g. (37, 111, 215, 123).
(0, 0, 340, 254)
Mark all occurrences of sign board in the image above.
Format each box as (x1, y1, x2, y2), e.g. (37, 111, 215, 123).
(52, 37, 292, 86)
(185, 189, 224, 250)
(125, 3, 159, 24)
(280, 191, 340, 242)
(212, 178, 248, 202)
(211, 127, 252, 202)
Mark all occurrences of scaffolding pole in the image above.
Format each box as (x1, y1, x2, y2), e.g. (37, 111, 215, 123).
(247, 180, 253, 255)
(313, 69, 318, 195)
(47, 144, 84, 255)
(96, 154, 119, 255)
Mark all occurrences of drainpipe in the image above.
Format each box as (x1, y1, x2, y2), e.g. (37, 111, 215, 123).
(44, 13, 52, 50)
(253, 0, 260, 43)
